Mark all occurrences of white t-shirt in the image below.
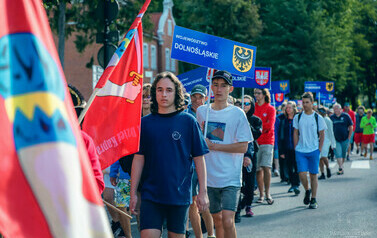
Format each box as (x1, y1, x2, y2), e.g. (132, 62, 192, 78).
(196, 104, 253, 188)
(293, 112, 327, 153)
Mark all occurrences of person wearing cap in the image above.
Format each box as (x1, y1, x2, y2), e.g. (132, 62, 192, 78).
(344, 103, 356, 160)
(196, 70, 253, 238)
(317, 107, 336, 180)
(185, 85, 215, 238)
(360, 109, 377, 160)
(253, 87, 276, 205)
(330, 103, 353, 175)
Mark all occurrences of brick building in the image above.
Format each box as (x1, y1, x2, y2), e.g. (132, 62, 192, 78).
(55, 0, 177, 100)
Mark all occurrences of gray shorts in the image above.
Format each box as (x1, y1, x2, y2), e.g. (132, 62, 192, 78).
(207, 186, 240, 214)
(257, 144, 274, 170)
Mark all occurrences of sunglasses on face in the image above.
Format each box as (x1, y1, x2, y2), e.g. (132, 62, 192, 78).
(244, 102, 251, 106)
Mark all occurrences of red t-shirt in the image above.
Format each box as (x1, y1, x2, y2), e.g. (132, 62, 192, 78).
(81, 131, 105, 194)
(254, 102, 276, 145)
(346, 109, 356, 131)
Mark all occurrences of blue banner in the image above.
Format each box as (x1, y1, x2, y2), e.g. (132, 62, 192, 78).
(171, 26, 257, 78)
(304, 81, 335, 93)
(272, 93, 285, 107)
(316, 93, 334, 101)
(271, 80, 290, 94)
(177, 67, 271, 93)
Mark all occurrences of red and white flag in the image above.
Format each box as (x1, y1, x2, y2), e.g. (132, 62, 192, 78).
(0, 0, 111, 237)
(83, 0, 151, 170)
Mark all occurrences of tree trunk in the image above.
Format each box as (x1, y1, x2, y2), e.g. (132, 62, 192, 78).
(58, 1, 66, 69)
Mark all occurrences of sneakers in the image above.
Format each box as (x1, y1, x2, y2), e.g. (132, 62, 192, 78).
(326, 168, 331, 178)
(293, 186, 300, 195)
(288, 187, 294, 193)
(318, 173, 326, 180)
(304, 190, 311, 205)
(235, 211, 241, 223)
(274, 169, 280, 177)
(370, 155, 373, 160)
(309, 198, 318, 209)
(337, 168, 344, 175)
(245, 206, 254, 217)
(356, 148, 359, 154)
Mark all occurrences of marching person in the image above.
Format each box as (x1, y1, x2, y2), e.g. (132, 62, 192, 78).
(293, 92, 326, 209)
(254, 88, 276, 205)
(354, 106, 366, 155)
(197, 70, 253, 238)
(360, 109, 377, 160)
(130, 72, 209, 238)
(317, 107, 336, 180)
(330, 103, 353, 175)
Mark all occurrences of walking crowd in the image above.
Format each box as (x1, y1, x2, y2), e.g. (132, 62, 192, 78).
(78, 70, 376, 238)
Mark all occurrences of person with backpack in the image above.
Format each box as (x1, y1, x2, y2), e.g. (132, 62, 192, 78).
(278, 101, 300, 195)
(293, 92, 326, 209)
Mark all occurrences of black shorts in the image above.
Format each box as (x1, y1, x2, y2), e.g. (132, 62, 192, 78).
(140, 200, 189, 234)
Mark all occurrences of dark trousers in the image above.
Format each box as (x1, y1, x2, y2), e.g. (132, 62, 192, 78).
(279, 154, 289, 181)
(286, 149, 300, 187)
(237, 154, 257, 211)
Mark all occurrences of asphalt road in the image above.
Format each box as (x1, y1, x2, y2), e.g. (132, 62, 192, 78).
(127, 151, 377, 238)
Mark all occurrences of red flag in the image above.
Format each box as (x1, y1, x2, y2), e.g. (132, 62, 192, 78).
(83, 0, 151, 170)
(0, 1, 112, 237)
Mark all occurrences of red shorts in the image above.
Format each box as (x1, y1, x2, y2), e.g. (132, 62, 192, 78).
(354, 132, 363, 144)
(362, 134, 375, 144)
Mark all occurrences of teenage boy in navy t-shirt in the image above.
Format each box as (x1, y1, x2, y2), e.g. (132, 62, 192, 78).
(130, 72, 209, 238)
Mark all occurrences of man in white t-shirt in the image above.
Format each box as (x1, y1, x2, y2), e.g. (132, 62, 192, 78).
(197, 70, 253, 238)
(293, 92, 326, 209)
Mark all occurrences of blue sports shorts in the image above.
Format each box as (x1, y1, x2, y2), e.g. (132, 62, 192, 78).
(295, 150, 320, 174)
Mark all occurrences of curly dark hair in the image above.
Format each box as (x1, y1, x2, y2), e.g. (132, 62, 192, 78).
(254, 88, 271, 103)
(150, 71, 185, 114)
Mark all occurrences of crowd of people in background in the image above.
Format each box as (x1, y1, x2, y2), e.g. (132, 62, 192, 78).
(80, 70, 376, 238)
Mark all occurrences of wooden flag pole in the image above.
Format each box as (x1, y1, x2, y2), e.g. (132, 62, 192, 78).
(78, 88, 100, 124)
(102, 199, 133, 219)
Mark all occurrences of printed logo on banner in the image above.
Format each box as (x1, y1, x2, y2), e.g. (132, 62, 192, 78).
(275, 93, 284, 102)
(232, 45, 254, 73)
(326, 82, 334, 92)
(280, 82, 288, 91)
(255, 70, 269, 86)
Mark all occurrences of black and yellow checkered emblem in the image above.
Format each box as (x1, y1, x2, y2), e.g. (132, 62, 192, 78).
(233, 45, 254, 73)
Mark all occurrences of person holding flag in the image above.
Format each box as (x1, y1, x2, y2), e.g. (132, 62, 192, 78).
(130, 72, 209, 238)
(197, 70, 253, 238)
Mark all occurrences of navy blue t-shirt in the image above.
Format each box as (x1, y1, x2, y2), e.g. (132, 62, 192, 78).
(330, 113, 353, 142)
(137, 110, 209, 205)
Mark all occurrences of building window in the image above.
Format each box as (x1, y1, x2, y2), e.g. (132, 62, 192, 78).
(171, 58, 176, 72)
(143, 43, 149, 68)
(168, 19, 172, 36)
(151, 45, 157, 70)
(165, 48, 170, 71)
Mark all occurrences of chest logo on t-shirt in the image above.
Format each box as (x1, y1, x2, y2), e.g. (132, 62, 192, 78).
(206, 122, 226, 142)
(172, 131, 181, 140)
(263, 113, 267, 117)
(341, 117, 344, 121)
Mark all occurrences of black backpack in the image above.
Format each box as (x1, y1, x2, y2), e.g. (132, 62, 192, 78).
(298, 112, 319, 137)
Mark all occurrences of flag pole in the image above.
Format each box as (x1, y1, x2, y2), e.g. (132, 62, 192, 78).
(103, 200, 133, 219)
(272, 93, 276, 107)
(241, 87, 245, 109)
(78, 0, 151, 124)
(204, 68, 214, 138)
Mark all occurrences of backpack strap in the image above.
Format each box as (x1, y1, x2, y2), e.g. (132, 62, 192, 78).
(315, 112, 319, 137)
